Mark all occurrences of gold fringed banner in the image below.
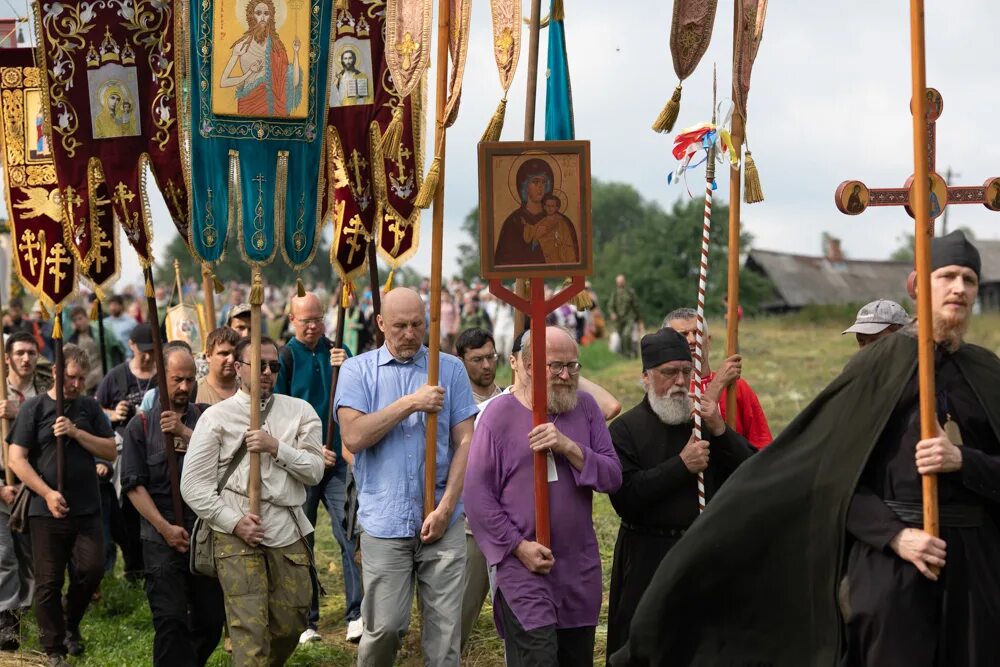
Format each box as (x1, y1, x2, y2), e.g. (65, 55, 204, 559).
(385, 0, 433, 102)
(483, 0, 521, 141)
(734, 0, 768, 204)
(654, 0, 719, 134)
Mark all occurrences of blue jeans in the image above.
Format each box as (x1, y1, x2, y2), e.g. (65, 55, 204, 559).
(303, 460, 362, 626)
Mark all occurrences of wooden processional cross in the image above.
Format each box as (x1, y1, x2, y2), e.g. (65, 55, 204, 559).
(836, 88, 1000, 220)
(835, 85, 1000, 539)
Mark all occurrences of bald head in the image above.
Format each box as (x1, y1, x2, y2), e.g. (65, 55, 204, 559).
(378, 287, 426, 360)
(520, 326, 578, 369)
(290, 291, 324, 347)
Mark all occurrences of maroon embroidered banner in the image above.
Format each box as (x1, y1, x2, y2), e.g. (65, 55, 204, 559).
(35, 0, 188, 269)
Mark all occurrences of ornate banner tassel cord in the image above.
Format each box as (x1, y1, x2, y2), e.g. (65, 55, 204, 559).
(414, 155, 441, 208)
(383, 269, 395, 293)
(652, 83, 683, 133)
(378, 106, 405, 157)
(296, 277, 306, 297)
(89, 298, 100, 321)
(743, 150, 764, 203)
(480, 97, 508, 143)
(341, 281, 354, 309)
(249, 274, 265, 307)
(561, 277, 593, 310)
(52, 313, 62, 341)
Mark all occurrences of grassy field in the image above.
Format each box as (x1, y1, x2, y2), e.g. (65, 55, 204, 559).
(4, 314, 1000, 666)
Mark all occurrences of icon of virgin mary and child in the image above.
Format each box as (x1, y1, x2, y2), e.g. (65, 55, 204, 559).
(494, 158, 579, 267)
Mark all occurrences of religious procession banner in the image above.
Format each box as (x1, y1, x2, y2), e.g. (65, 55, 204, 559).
(187, 0, 332, 268)
(0, 49, 118, 311)
(652, 0, 718, 133)
(480, 0, 520, 141)
(733, 0, 768, 203)
(326, 0, 423, 284)
(544, 0, 573, 141)
(34, 0, 187, 268)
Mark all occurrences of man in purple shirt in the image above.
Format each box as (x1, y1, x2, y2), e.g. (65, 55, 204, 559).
(465, 327, 622, 666)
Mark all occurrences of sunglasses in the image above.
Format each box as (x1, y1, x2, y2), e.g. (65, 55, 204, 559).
(236, 359, 281, 374)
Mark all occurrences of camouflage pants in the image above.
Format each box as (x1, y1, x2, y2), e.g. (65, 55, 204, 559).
(214, 531, 312, 667)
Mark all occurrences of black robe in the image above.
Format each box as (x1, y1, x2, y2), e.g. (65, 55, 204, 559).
(609, 331, 1000, 667)
(606, 398, 754, 662)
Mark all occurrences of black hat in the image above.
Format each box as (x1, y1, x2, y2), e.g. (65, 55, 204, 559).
(641, 328, 692, 371)
(931, 230, 981, 279)
(511, 328, 529, 354)
(130, 323, 155, 352)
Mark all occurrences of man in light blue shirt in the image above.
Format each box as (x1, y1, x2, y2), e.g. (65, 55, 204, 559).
(335, 287, 477, 667)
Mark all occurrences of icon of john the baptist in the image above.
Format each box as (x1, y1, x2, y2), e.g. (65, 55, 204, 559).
(494, 157, 579, 267)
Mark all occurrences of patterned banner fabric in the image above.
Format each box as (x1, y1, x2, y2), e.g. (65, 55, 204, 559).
(1, 49, 119, 310)
(384, 0, 432, 101)
(187, 0, 332, 268)
(489, 0, 520, 93)
(670, 0, 718, 81)
(544, 0, 573, 141)
(35, 0, 187, 269)
(443, 0, 471, 127)
(733, 0, 768, 118)
(326, 0, 423, 283)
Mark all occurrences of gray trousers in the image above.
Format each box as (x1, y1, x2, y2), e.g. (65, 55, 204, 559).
(357, 518, 466, 667)
(0, 508, 33, 613)
(460, 533, 491, 650)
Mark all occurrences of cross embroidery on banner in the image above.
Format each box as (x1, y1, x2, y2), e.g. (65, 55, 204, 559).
(836, 88, 1000, 227)
(397, 32, 420, 72)
(19, 229, 41, 274)
(92, 227, 112, 273)
(46, 243, 71, 293)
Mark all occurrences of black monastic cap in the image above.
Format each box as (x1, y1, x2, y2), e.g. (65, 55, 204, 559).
(931, 230, 981, 279)
(641, 327, 692, 371)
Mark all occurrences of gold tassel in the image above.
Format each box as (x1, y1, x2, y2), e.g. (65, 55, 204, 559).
(296, 277, 306, 297)
(383, 269, 395, 293)
(249, 270, 264, 307)
(651, 83, 683, 134)
(562, 278, 594, 311)
(414, 156, 441, 209)
(341, 281, 354, 308)
(145, 278, 155, 299)
(377, 106, 404, 158)
(52, 314, 62, 340)
(89, 299, 100, 321)
(202, 264, 225, 294)
(214, 277, 225, 293)
(480, 98, 507, 143)
(39, 303, 50, 321)
(743, 151, 764, 204)
(551, 0, 564, 22)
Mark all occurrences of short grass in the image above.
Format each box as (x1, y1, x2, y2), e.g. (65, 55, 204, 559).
(5, 315, 999, 666)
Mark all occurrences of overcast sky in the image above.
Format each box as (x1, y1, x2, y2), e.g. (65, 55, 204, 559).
(4, 0, 998, 290)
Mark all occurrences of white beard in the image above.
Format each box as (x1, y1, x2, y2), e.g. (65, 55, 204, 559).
(648, 388, 692, 425)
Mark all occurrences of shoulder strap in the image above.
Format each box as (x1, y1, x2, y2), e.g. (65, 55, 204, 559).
(216, 395, 276, 494)
(279, 345, 294, 377)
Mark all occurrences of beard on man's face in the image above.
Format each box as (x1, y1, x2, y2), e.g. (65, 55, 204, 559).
(933, 307, 970, 351)
(547, 376, 579, 414)
(648, 385, 692, 426)
(249, 20, 270, 43)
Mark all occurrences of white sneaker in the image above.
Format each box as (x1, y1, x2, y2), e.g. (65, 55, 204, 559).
(298, 628, 322, 645)
(345, 618, 363, 643)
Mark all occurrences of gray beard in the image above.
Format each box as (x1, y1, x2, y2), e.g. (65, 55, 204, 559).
(648, 389, 692, 425)
(548, 385, 579, 414)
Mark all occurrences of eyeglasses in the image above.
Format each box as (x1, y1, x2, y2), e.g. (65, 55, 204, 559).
(296, 318, 324, 328)
(464, 352, 498, 365)
(236, 359, 281, 374)
(546, 361, 582, 376)
(653, 366, 695, 380)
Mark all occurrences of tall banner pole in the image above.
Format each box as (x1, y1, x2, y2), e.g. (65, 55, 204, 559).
(202, 265, 218, 330)
(724, 2, 743, 429)
(248, 267, 264, 515)
(144, 269, 184, 525)
(53, 317, 65, 493)
(367, 244, 384, 348)
(326, 286, 347, 453)
(424, 0, 452, 517)
(906, 0, 938, 537)
(0, 293, 11, 486)
(95, 300, 109, 376)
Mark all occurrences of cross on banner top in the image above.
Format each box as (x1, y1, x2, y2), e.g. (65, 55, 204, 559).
(835, 88, 1000, 221)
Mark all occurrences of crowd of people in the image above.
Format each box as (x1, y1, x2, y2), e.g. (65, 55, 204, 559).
(0, 230, 996, 666)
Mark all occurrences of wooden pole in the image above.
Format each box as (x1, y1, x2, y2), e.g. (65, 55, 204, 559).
(95, 300, 109, 376)
(53, 315, 65, 493)
(424, 0, 451, 518)
(907, 0, 938, 537)
(0, 293, 12, 486)
(248, 266, 263, 515)
(144, 268, 184, 526)
(367, 244, 384, 347)
(528, 280, 550, 546)
(725, 2, 743, 429)
(326, 291, 347, 453)
(202, 264, 217, 329)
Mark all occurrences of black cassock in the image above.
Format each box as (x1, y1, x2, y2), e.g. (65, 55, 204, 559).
(606, 397, 754, 662)
(843, 348, 1000, 667)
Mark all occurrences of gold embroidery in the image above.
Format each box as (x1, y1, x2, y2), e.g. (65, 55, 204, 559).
(251, 173, 267, 251)
(18, 229, 41, 274)
(45, 242, 72, 293)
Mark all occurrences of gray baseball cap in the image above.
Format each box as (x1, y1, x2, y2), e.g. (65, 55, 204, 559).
(842, 300, 910, 335)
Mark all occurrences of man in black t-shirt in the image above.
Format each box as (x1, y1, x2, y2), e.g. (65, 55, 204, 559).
(7, 344, 116, 665)
(95, 322, 158, 580)
(120, 345, 224, 666)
